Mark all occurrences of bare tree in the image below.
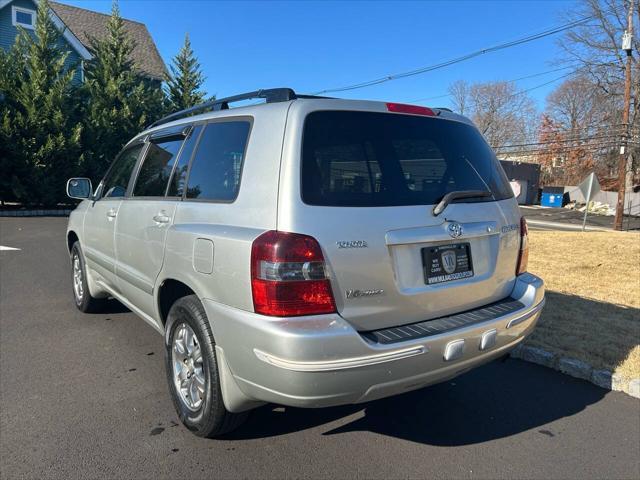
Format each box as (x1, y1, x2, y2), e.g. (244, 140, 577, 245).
(559, 0, 639, 183)
(543, 74, 623, 181)
(448, 80, 470, 115)
(560, 1, 638, 91)
(546, 75, 609, 132)
(461, 81, 538, 152)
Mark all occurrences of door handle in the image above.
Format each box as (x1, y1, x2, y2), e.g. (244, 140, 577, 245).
(106, 208, 117, 219)
(153, 213, 171, 224)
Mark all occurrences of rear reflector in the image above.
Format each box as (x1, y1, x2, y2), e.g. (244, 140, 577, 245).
(251, 231, 336, 317)
(386, 102, 435, 116)
(516, 217, 529, 275)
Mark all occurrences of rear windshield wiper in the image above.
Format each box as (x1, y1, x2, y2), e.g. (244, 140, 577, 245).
(432, 190, 492, 216)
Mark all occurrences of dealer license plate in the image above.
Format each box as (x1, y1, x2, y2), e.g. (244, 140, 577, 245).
(422, 243, 474, 285)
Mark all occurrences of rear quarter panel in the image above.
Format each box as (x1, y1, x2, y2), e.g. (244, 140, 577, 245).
(157, 104, 290, 318)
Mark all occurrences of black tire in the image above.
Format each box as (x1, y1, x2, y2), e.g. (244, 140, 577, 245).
(70, 242, 107, 313)
(164, 295, 248, 437)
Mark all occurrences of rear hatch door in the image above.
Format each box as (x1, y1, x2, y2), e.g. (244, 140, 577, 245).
(278, 104, 521, 331)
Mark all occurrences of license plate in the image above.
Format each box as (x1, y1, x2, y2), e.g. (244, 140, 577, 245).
(422, 243, 474, 285)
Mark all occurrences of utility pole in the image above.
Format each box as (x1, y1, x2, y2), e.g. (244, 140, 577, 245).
(614, 0, 635, 231)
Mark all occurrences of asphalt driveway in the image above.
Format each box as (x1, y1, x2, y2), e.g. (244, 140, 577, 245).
(1, 217, 638, 479)
(521, 205, 640, 231)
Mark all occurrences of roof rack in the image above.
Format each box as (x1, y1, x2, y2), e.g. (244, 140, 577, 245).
(149, 88, 308, 129)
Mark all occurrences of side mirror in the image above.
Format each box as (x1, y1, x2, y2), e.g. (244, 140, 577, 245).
(66, 178, 92, 199)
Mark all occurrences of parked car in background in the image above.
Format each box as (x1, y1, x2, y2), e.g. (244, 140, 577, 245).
(66, 88, 545, 437)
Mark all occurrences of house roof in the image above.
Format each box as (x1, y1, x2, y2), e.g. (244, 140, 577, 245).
(49, 1, 166, 81)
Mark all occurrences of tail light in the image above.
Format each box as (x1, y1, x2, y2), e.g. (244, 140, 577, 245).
(251, 230, 337, 317)
(516, 217, 529, 275)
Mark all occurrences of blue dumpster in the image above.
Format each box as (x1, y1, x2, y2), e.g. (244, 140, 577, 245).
(540, 187, 565, 207)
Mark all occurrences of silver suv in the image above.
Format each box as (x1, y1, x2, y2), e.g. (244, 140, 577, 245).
(66, 88, 545, 437)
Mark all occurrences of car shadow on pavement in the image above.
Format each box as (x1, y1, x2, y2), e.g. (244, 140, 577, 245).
(228, 358, 607, 445)
(99, 298, 131, 314)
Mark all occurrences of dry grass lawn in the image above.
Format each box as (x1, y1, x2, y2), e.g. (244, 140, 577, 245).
(526, 230, 640, 381)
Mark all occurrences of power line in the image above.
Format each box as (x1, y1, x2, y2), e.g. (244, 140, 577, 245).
(533, 125, 631, 137)
(409, 65, 577, 103)
(495, 138, 640, 153)
(496, 142, 638, 157)
(495, 124, 640, 145)
(496, 134, 622, 148)
(311, 16, 594, 95)
(508, 72, 574, 96)
(454, 72, 576, 112)
(500, 125, 635, 144)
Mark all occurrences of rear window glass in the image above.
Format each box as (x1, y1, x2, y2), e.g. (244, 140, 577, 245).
(301, 111, 512, 207)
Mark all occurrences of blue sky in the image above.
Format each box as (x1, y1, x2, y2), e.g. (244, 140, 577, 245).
(64, 0, 578, 110)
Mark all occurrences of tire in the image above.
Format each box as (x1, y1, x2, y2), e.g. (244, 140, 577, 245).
(164, 295, 248, 437)
(70, 241, 106, 313)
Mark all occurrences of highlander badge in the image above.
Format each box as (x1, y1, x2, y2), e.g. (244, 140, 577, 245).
(346, 289, 384, 299)
(337, 240, 368, 249)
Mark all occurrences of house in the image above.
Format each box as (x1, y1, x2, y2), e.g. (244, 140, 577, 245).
(0, 0, 166, 83)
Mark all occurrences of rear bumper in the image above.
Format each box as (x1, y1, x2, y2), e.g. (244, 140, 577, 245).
(204, 272, 544, 411)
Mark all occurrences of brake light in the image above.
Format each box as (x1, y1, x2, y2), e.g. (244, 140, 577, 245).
(251, 230, 337, 316)
(516, 217, 529, 275)
(386, 102, 435, 116)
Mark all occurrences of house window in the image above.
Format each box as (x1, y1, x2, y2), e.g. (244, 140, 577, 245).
(12, 6, 36, 29)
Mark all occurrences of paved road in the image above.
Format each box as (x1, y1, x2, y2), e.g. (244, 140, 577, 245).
(521, 205, 640, 232)
(1, 217, 638, 480)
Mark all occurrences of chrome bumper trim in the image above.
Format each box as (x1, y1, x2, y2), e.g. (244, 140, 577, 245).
(506, 299, 545, 329)
(254, 345, 427, 372)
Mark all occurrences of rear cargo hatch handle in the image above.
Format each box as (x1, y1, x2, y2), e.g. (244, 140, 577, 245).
(432, 190, 492, 216)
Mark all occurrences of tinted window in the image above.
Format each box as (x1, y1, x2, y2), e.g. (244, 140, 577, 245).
(302, 111, 513, 207)
(186, 121, 250, 201)
(101, 145, 143, 199)
(16, 10, 33, 26)
(133, 137, 184, 197)
(167, 125, 202, 197)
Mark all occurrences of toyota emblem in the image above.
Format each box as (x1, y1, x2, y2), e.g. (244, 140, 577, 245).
(448, 222, 463, 238)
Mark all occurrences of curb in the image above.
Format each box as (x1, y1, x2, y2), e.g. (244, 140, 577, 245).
(0, 209, 72, 217)
(510, 344, 640, 399)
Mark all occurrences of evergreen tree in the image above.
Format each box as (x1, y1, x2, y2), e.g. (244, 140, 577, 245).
(81, 1, 165, 181)
(167, 33, 206, 111)
(0, 0, 82, 205)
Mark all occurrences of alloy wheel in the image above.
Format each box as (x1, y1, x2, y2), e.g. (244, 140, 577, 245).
(171, 323, 206, 411)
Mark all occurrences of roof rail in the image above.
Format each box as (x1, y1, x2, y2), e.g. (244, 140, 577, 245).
(148, 88, 297, 129)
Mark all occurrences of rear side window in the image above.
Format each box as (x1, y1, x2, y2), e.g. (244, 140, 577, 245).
(101, 144, 144, 199)
(133, 136, 185, 197)
(185, 121, 250, 201)
(302, 111, 512, 207)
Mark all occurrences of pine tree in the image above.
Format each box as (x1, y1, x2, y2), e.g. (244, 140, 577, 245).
(167, 33, 206, 111)
(82, 0, 165, 180)
(0, 0, 82, 205)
